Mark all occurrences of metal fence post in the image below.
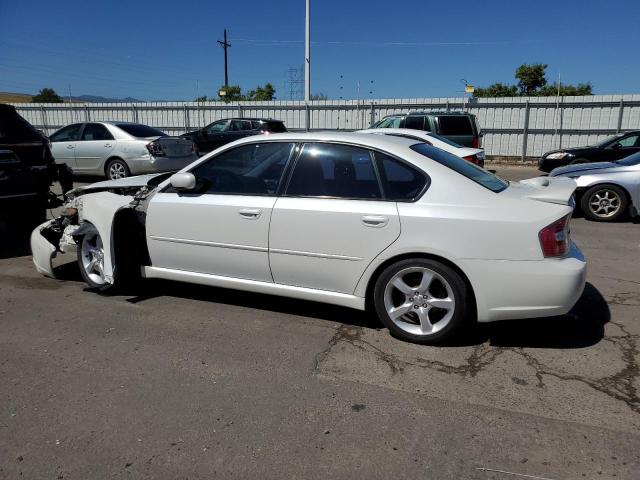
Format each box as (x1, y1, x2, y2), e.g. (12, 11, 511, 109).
(616, 99, 624, 134)
(85, 105, 91, 121)
(40, 106, 48, 135)
(305, 103, 310, 131)
(183, 104, 190, 132)
(238, 104, 243, 118)
(558, 96, 564, 149)
(132, 104, 139, 123)
(521, 100, 530, 162)
(445, 100, 450, 112)
(369, 102, 375, 127)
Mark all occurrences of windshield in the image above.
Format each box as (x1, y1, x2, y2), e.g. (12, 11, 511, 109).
(116, 123, 167, 138)
(616, 152, 640, 166)
(410, 143, 508, 192)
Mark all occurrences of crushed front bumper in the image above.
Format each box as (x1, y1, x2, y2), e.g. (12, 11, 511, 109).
(30, 219, 80, 278)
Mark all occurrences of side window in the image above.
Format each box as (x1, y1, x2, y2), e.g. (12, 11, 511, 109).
(50, 124, 83, 142)
(81, 123, 114, 141)
(437, 116, 473, 136)
(230, 120, 252, 131)
(615, 134, 640, 148)
(389, 117, 403, 128)
(404, 116, 425, 130)
(190, 142, 295, 195)
(376, 152, 428, 201)
(286, 143, 382, 199)
(205, 120, 229, 134)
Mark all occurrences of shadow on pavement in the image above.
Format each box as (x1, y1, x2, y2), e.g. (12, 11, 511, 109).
(0, 225, 32, 259)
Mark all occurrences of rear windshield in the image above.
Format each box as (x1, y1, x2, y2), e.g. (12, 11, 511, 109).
(116, 123, 167, 138)
(427, 132, 463, 148)
(410, 143, 507, 192)
(263, 122, 286, 133)
(437, 116, 473, 136)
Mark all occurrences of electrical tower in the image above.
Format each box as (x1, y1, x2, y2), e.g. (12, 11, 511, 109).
(284, 66, 304, 100)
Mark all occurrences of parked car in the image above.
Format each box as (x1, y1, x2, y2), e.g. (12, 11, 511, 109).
(49, 122, 197, 180)
(31, 132, 585, 345)
(372, 111, 482, 148)
(0, 104, 72, 228)
(181, 118, 287, 155)
(550, 153, 640, 222)
(538, 131, 640, 172)
(358, 128, 486, 167)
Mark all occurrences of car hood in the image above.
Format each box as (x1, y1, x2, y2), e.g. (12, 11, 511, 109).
(70, 173, 165, 197)
(543, 146, 596, 157)
(180, 130, 200, 137)
(512, 176, 577, 205)
(550, 161, 618, 177)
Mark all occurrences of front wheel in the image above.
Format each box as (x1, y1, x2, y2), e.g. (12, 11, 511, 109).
(580, 184, 628, 222)
(373, 258, 470, 344)
(77, 226, 115, 291)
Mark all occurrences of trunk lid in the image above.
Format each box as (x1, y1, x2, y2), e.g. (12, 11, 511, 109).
(149, 137, 194, 157)
(512, 176, 577, 206)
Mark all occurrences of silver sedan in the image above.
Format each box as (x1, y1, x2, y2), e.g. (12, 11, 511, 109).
(49, 122, 198, 180)
(550, 153, 640, 221)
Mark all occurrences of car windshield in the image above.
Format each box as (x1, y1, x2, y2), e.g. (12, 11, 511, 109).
(410, 143, 508, 192)
(116, 123, 167, 138)
(616, 152, 640, 166)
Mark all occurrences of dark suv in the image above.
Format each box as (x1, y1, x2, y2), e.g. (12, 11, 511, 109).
(0, 104, 72, 228)
(182, 118, 287, 155)
(373, 111, 482, 148)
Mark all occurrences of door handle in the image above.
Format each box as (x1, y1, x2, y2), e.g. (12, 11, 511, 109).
(66, 144, 74, 149)
(239, 208, 262, 219)
(103, 143, 112, 147)
(362, 215, 388, 227)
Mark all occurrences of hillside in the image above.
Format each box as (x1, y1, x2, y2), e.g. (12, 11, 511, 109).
(0, 92, 33, 103)
(0, 92, 143, 104)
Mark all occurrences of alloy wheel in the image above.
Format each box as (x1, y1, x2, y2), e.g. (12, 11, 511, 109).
(588, 188, 621, 218)
(108, 162, 127, 179)
(80, 233, 106, 285)
(383, 266, 455, 336)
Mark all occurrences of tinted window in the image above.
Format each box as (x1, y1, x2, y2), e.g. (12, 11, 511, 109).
(0, 113, 43, 143)
(229, 120, 252, 131)
(437, 116, 473, 136)
(205, 120, 229, 134)
(191, 142, 295, 195)
(50, 124, 83, 142)
(404, 116, 425, 130)
(376, 153, 428, 200)
(411, 143, 508, 193)
(614, 134, 640, 148)
(263, 122, 286, 133)
(286, 143, 381, 199)
(81, 123, 114, 141)
(116, 123, 167, 138)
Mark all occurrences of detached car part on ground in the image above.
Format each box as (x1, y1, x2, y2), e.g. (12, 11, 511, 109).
(550, 152, 640, 222)
(49, 121, 198, 180)
(0, 104, 73, 228)
(32, 132, 586, 345)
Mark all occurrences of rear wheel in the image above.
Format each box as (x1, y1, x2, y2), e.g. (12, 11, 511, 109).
(373, 258, 469, 344)
(105, 158, 130, 180)
(580, 184, 628, 222)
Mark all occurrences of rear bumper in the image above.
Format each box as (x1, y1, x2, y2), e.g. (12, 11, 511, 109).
(128, 154, 198, 175)
(459, 241, 587, 322)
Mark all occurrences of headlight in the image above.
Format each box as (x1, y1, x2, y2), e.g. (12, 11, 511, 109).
(546, 152, 572, 160)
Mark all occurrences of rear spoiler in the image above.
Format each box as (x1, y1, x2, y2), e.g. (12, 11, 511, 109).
(519, 176, 577, 206)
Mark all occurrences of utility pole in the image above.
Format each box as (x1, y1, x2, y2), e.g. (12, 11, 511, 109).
(305, 0, 310, 103)
(218, 29, 231, 87)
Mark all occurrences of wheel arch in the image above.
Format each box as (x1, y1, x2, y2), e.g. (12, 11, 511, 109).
(362, 252, 477, 320)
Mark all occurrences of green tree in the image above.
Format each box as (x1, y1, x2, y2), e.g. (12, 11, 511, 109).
(32, 88, 63, 103)
(195, 95, 209, 102)
(310, 93, 328, 100)
(248, 83, 276, 101)
(218, 85, 244, 103)
(473, 83, 518, 98)
(538, 82, 593, 96)
(515, 63, 548, 95)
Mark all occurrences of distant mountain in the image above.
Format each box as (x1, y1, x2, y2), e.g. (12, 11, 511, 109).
(0, 91, 143, 103)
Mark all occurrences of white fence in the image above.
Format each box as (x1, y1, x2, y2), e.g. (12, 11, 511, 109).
(13, 94, 640, 158)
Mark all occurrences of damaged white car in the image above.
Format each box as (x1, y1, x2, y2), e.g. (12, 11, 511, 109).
(31, 132, 587, 344)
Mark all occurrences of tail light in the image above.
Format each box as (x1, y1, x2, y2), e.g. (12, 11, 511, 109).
(472, 137, 481, 148)
(146, 141, 165, 157)
(539, 215, 571, 257)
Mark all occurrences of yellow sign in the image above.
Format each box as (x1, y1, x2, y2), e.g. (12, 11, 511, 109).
(465, 85, 475, 94)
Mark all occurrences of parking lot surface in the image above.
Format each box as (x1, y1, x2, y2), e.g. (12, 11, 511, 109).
(1, 166, 639, 479)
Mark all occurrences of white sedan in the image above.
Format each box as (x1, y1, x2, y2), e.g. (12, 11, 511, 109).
(49, 122, 198, 180)
(31, 132, 586, 344)
(358, 128, 486, 166)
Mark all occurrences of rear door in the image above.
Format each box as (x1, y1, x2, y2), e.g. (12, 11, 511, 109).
(49, 123, 83, 168)
(269, 142, 401, 294)
(436, 115, 475, 147)
(73, 123, 115, 172)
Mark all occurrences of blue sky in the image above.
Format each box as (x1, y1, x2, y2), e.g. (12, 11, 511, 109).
(1, 0, 638, 100)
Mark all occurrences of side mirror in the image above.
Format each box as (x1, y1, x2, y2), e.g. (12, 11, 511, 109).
(611, 143, 622, 149)
(170, 172, 196, 190)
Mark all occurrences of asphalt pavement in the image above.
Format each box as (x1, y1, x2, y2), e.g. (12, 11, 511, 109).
(1, 166, 639, 479)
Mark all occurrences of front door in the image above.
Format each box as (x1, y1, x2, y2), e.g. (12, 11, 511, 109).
(601, 133, 640, 162)
(73, 123, 115, 173)
(49, 123, 83, 169)
(269, 142, 401, 294)
(146, 141, 296, 282)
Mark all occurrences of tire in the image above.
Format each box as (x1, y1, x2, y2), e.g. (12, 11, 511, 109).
(373, 258, 470, 345)
(76, 225, 117, 292)
(105, 158, 130, 180)
(580, 184, 628, 222)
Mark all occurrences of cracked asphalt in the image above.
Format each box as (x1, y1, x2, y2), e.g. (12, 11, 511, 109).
(1, 166, 639, 479)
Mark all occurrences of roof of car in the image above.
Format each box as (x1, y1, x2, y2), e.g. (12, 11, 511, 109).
(210, 118, 283, 122)
(226, 130, 422, 149)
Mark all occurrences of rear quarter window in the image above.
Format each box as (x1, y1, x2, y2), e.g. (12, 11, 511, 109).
(437, 116, 473, 136)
